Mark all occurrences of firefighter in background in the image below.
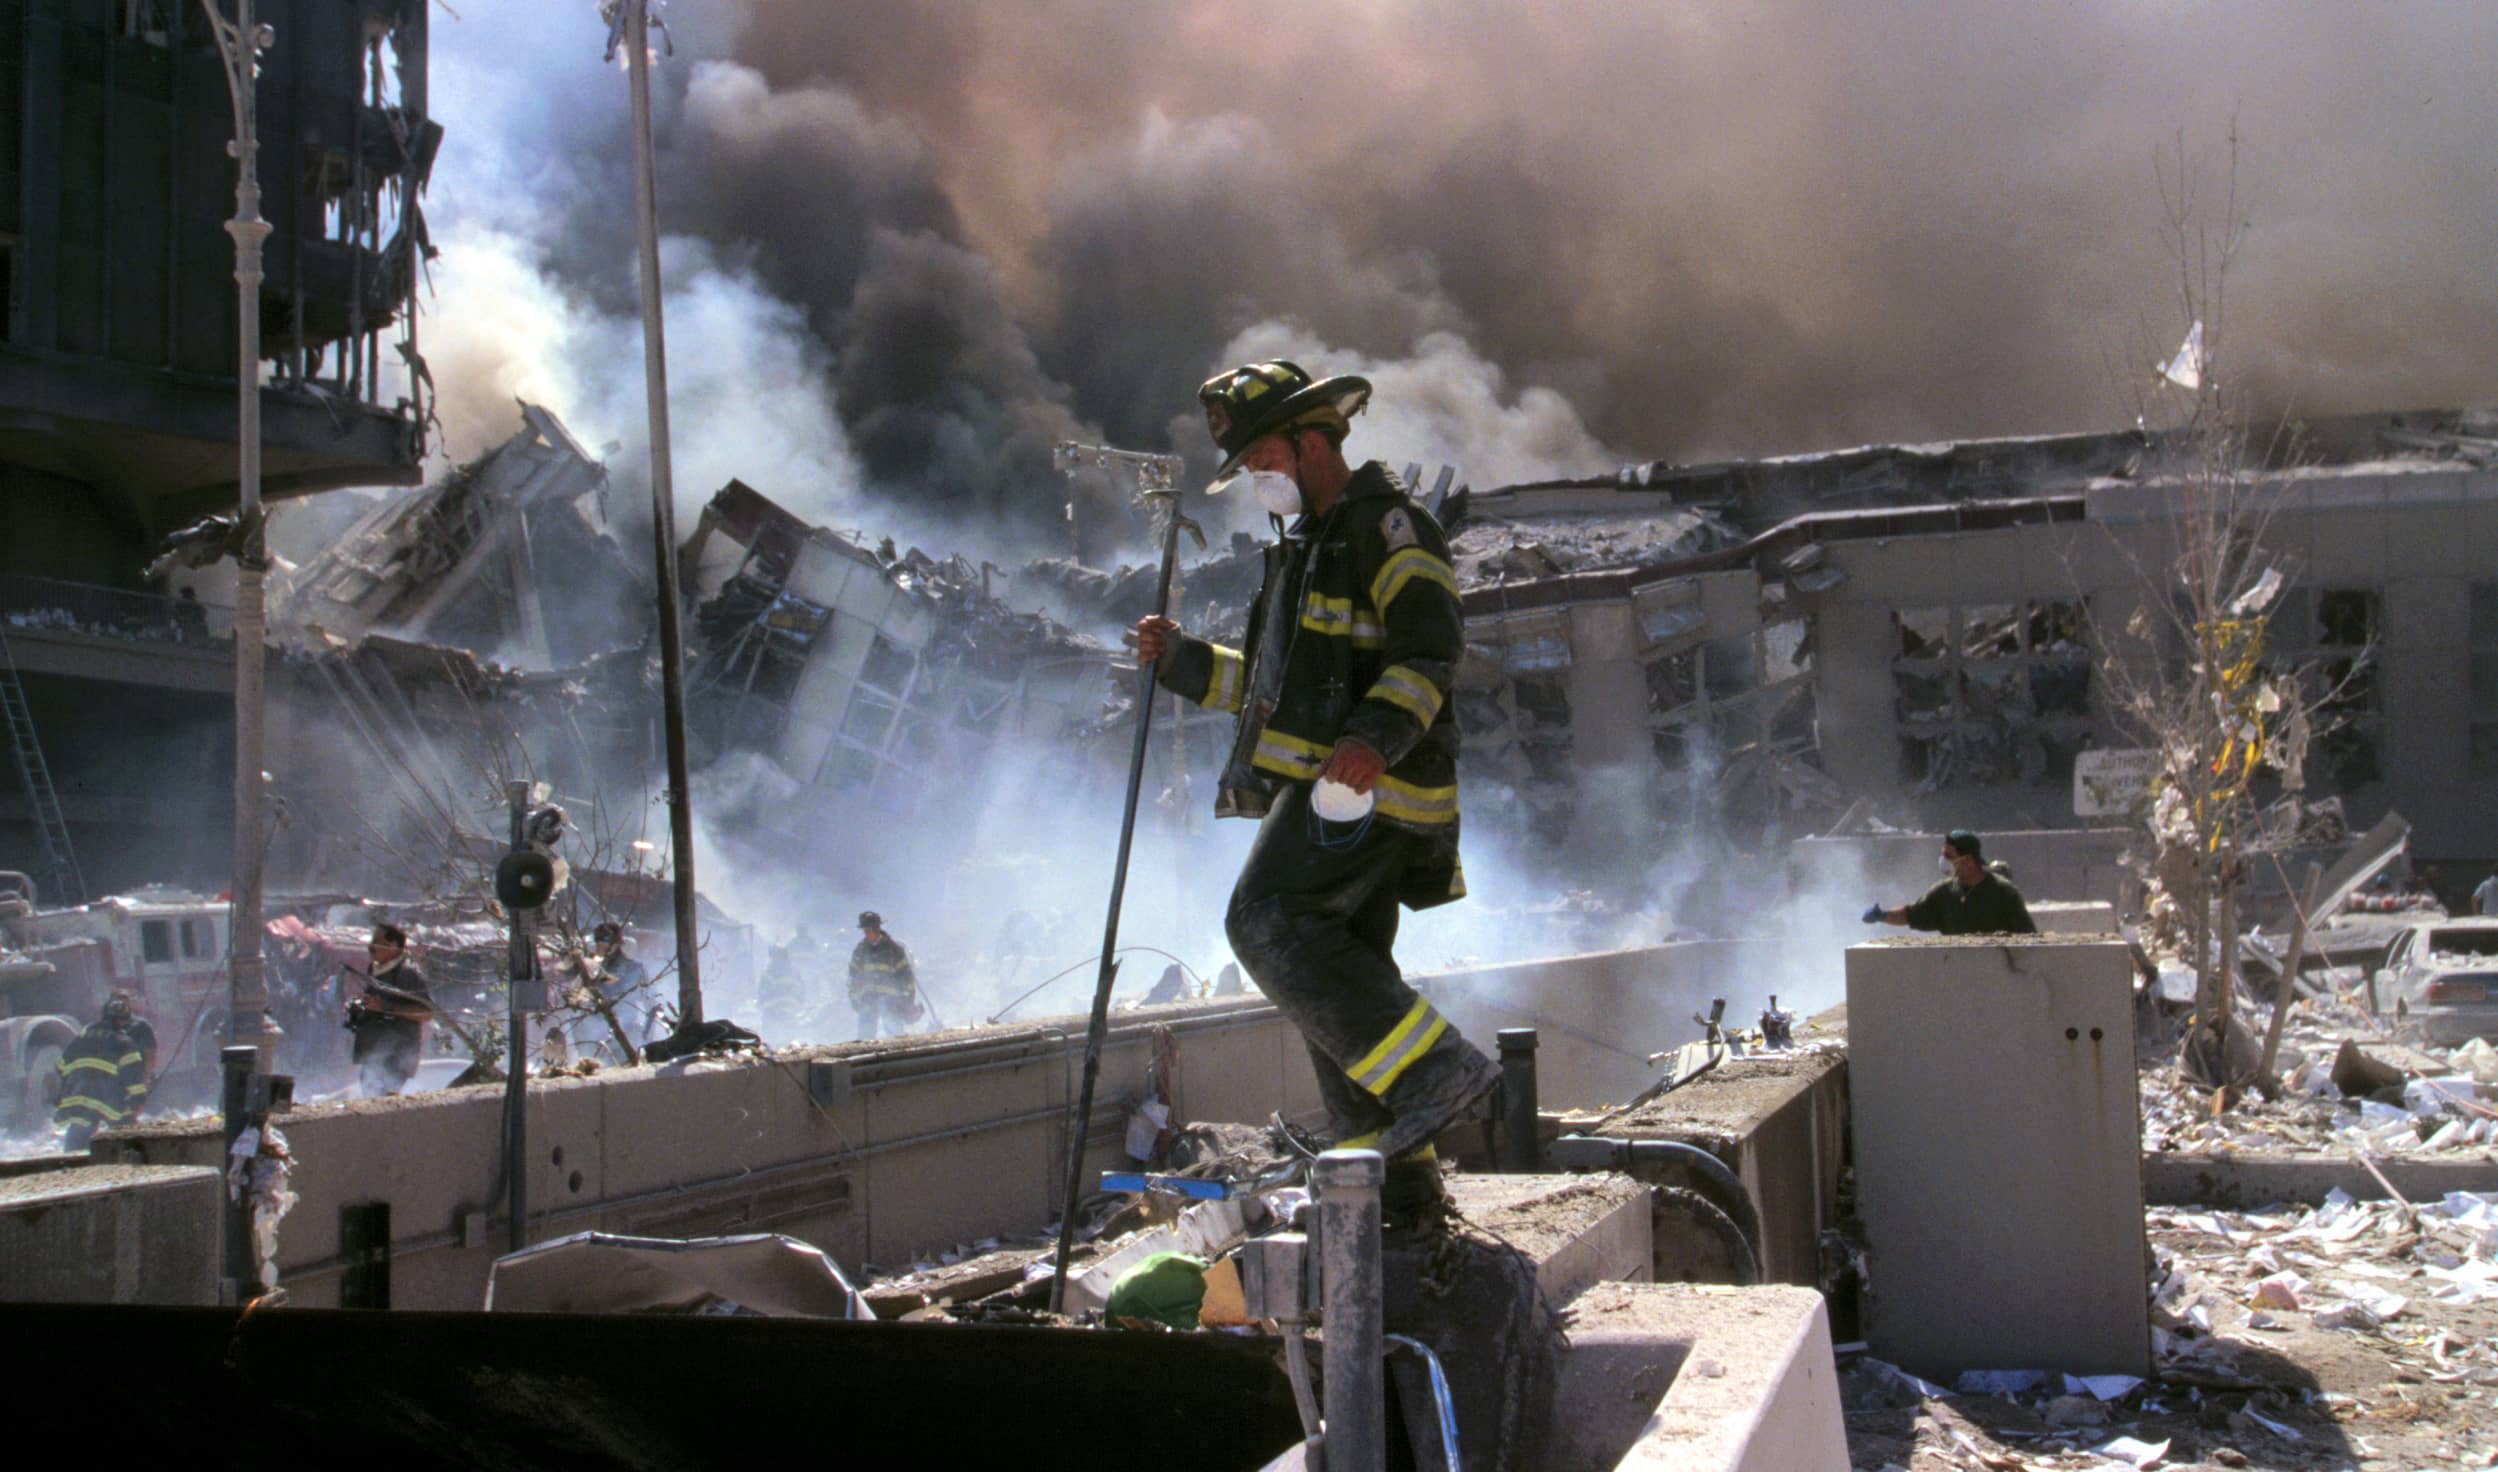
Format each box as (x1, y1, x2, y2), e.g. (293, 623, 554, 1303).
(53, 991, 152, 1149)
(848, 911, 922, 1041)
(347, 922, 435, 1096)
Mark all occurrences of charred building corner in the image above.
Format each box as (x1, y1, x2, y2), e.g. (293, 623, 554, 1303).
(0, 0, 437, 900)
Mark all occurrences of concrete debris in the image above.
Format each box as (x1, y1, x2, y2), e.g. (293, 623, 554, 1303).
(280, 404, 646, 668)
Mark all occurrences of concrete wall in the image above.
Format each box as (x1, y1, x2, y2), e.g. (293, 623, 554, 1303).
(1846, 936, 2149, 1378)
(0, 1164, 219, 1304)
(100, 997, 1320, 1311)
(1417, 939, 1840, 1111)
(1812, 465, 2498, 860)
(1794, 830, 2134, 911)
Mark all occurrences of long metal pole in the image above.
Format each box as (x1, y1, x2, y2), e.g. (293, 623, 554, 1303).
(504, 780, 530, 1253)
(1048, 491, 1186, 1311)
(205, 0, 274, 1067)
(625, 0, 703, 1026)
(219, 1044, 257, 1304)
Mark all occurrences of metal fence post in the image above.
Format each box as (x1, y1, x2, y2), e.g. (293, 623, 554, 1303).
(219, 1044, 257, 1304)
(1498, 1027, 1541, 1172)
(1315, 1147, 1385, 1472)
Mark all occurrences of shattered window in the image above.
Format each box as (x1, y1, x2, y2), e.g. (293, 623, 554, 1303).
(1761, 621, 1811, 684)
(2470, 583, 2498, 777)
(1644, 650, 1699, 715)
(820, 743, 879, 794)
(1454, 689, 1511, 738)
(861, 634, 918, 696)
(179, 918, 212, 960)
(2316, 588, 2378, 647)
(841, 696, 898, 746)
(1511, 674, 1573, 735)
(1893, 668, 1953, 726)
(2025, 600, 2089, 657)
(1896, 607, 1950, 661)
(749, 647, 806, 706)
(1702, 637, 1756, 702)
(1961, 604, 2022, 659)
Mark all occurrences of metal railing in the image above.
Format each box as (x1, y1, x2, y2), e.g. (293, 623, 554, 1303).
(0, 576, 228, 649)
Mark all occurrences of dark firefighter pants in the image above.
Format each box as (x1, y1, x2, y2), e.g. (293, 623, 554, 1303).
(1224, 783, 1488, 1152)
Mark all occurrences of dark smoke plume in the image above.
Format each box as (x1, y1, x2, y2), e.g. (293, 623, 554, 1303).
(417, 0, 2498, 545)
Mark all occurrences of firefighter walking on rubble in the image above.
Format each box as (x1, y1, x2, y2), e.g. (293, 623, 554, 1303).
(1129, 359, 1500, 1229)
(848, 911, 923, 1041)
(52, 992, 152, 1150)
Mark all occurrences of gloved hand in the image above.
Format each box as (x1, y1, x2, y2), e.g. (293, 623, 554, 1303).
(1860, 905, 1885, 924)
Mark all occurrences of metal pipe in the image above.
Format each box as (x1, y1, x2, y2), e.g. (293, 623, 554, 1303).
(1383, 1335, 1463, 1472)
(623, 0, 704, 1027)
(1047, 482, 1187, 1310)
(1497, 1027, 1540, 1172)
(219, 1043, 256, 1304)
(1315, 1147, 1386, 1472)
(504, 779, 529, 1254)
(201, 0, 276, 1072)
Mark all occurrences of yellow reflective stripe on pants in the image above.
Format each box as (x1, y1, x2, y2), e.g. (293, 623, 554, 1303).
(56, 1095, 128, 1122)
(1349, 998, 1450, 1097)
(1366, 664, 1444, 725)
(1336, 1129, 1434, 1163)
(1208, 645, 1246, 712)
(1369, 546, 1459, 614)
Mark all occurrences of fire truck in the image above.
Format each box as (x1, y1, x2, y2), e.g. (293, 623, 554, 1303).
(0, 873, 243, 1129)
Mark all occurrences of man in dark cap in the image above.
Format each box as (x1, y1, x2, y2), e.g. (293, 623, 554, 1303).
(1865, 830, 2038, 936)
(1128, 359, 1499, 1228)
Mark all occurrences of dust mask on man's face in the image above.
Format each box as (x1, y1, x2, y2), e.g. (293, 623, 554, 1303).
(1237, 469, 1303, 519)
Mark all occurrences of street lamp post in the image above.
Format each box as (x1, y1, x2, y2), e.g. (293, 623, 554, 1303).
(201, 0, 276, 1065)
(612, 0, 704, 1026)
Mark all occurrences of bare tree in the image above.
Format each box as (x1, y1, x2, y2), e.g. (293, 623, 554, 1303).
(2093, 127, 2371, 1103)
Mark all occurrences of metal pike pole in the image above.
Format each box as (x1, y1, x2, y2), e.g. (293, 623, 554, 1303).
(1048, 447, 1196, 1313)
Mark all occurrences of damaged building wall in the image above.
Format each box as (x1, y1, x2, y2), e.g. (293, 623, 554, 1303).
(280, 404, 646, 669)
(1807, 458, 2498, 859)
(1437, 410, 2498, 867)
(680, 481, 1120, 888)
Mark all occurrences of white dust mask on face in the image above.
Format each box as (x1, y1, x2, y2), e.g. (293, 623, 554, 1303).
(1938, 853, 1956, 873)
(1238, 469, 1303, 519)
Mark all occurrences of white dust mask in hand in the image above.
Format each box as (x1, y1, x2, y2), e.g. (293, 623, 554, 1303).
(1312, 778, 1375, 822)
(1237, 469, 1303, 519)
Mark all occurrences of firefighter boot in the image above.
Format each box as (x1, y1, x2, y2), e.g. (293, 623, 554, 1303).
(1372, 1044, 1501, 1163)
(1382, 1149, 1450, 1235)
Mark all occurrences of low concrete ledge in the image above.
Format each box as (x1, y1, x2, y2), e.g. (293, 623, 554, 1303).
(1583, 1048, 1848, 1285)
(1551, 1281, 1849, 1472)
(2145, 1149, 2498, 1209)
(0, 1164, 220, 1304)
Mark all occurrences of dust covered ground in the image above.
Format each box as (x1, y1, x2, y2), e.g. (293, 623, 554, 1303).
(1842, 1193, 2498, 1472)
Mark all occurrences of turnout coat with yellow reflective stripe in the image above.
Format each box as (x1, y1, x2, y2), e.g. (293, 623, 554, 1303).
(1158, 462, 1466, 909)
(54, 1023, 148, 1129)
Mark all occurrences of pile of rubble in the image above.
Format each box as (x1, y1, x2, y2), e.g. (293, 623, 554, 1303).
(1844, 1185, 2498, 1469)
(2145, 998, 2498, 1157)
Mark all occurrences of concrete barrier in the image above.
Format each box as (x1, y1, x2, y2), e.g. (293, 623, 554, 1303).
(0, 1163, 220, 1304)
(100, 996, 1321, 1310)
(1419, 939, 1841, 1111)
(1551, 1282, 1850, 1472)
(1847, 936, 2149, 1379)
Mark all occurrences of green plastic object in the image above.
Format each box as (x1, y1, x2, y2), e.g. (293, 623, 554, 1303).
(1102, 1251, 1209, 1330)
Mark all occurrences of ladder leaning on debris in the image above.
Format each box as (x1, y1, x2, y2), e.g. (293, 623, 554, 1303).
(0, 626, 84, 905)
